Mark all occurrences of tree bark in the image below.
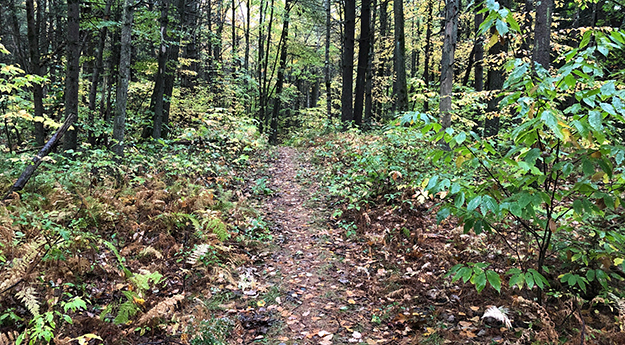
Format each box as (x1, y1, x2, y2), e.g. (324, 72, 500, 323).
(440, 0, 457, 131)
(474, 7, 484, 92)
(25, 0, 45, 146)
(88, 0, 113, 145)
(341, 0, 356, 124)
(392, 0, 408, 113)
(152, 0, 171, 139)
(268, 0, 292, 144)
(422, 0, 433, 111)
(63, 0, 80, 151)
(364, 0, 376, 125)
(533, 0, 553, 69)
(353, 0, 371, 126)
(113, 0, 134, 156)
(325, 0, 332, 119)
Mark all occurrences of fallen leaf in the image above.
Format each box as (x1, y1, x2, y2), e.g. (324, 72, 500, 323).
(470, 306, 480, 311)
(318, 330, 332, 337)
(302, 311, 311, 317)
(257, 300, 266, 307)
(348, 299, 356, 304)
(352, 331, 362, 339)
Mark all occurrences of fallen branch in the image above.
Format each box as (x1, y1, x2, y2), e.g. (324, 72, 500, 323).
(2, 113, 77, 201)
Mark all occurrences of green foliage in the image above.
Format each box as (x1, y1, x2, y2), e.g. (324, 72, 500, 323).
(423, 27, 625, 297)
(446, 263, 502, 293)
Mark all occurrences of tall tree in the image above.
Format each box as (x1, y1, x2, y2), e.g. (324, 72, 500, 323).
(422, 0, 433, 110)
(439, 0, 457, 131)
(112, 0, 134, 156)
(268, 0, 293, 143)
(25, 0, 45, 146)
(341, 0, 356, 124)
(325, 0, 331, 119)
(63, 0, 80, 151)
(392, 0, 408, 112)
(151, 0, 171, 139)
(474, 5, 484, 92)
(353, 0, 372, 126)
(533, 0, 553, 69)
(88, 0, 113, 144)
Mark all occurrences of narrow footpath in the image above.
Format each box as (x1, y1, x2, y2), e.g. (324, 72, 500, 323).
(239, 147, 393, 345)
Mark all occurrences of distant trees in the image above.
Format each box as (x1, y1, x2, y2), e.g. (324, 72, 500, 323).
(0, 0, 623, 150)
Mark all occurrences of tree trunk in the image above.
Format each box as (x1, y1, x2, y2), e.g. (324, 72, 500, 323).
(364, 0, 376, 125)
(440, 0, 457, 131)
(341, 0, 356, 124)
(325, 0, 332, 119)
(25, 0, 45, 146)
(112, 0, 133, 156)
(244, 0, 250, 70)
(422, 0, 433, 110)
(353, 0, 371, 126)
(269, 0, 292, 144)
(474, 7, 484, 92)
(393, 0, 408, 112)
(152, 0, 170, 139)
(88, 0, 113, 145)
(3, 113, 77, 201)
(533, 0, 553, 69)
(63, 0, 80, 151)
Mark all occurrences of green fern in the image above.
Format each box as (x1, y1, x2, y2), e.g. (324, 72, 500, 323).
(113, 291, 140, 325)
(128, 270, 163, 294)
(205, 218, 229, 242)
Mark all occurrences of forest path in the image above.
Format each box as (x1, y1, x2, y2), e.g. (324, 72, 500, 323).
(245, 146, 385, 345)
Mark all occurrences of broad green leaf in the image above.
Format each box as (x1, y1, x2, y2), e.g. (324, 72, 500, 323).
(468, 196, 482, 212)
(588, 110, 603, 131)
(486, 270, 501, 293)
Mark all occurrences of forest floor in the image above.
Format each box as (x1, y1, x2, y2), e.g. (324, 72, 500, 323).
(218, 146, 624, 345)
(220, 146, 509, 345)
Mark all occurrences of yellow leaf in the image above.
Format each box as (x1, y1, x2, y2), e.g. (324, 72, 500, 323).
(591, 151, 602, 158)
(348, 299, 356, 304)
(257, 300, 266, 307)
(456, 155, 466, 168)
(614, 258, 624, 266)
(486, 32, 499, 50)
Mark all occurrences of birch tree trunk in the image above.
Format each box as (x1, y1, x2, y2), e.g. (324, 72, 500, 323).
(439, 0, 457, 131)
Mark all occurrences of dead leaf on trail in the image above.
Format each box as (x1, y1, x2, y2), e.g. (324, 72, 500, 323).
(348, 299, 356, 304)
(459, 321, 473, 329)
(318, 330, 332, 337)
(302, 310, 311, 317)
(470, 306, 480, 311)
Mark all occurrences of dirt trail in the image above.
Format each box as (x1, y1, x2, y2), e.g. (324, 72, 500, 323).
(247, 147, 384, 344)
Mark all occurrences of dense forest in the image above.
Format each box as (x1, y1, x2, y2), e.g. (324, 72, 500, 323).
(2, 0, 625, 343)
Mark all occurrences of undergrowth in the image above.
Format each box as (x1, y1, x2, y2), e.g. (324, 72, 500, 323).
(0, 105, 268, 343)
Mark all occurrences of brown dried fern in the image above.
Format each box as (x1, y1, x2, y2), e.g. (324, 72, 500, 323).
(0, 331, 20, 345)
(137, 294, 184, 326)
(0, 237, 45, 292)
(186, 244, 211, 266)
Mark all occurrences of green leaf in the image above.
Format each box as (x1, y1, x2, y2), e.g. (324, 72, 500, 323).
(468, 196, 482, 212)
(506, 12, 520, 32)
(540, 110, 562, 138)
(588, 110, 603, 131)
(455, 192, 465, 208)
(486, 270, 501, 293)
(582, 159, 595, 176)
(525, 272, 535, 289)
(455, 132, 467, 145)
(495, 19, 508, 36)
(473, 271, 487, 292)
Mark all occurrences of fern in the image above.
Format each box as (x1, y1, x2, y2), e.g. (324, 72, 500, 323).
(113, 291, 141, 325)
(0, 331, 19, 345)
(187, 244, 211, 265)
(0, 238, 44, 292)
(16, 286, 39, 317)
(129, 270, 163, 294)
(205, 217, 229, 242)
(137, 294, 184, 326)
(139, 246, 163, 259)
